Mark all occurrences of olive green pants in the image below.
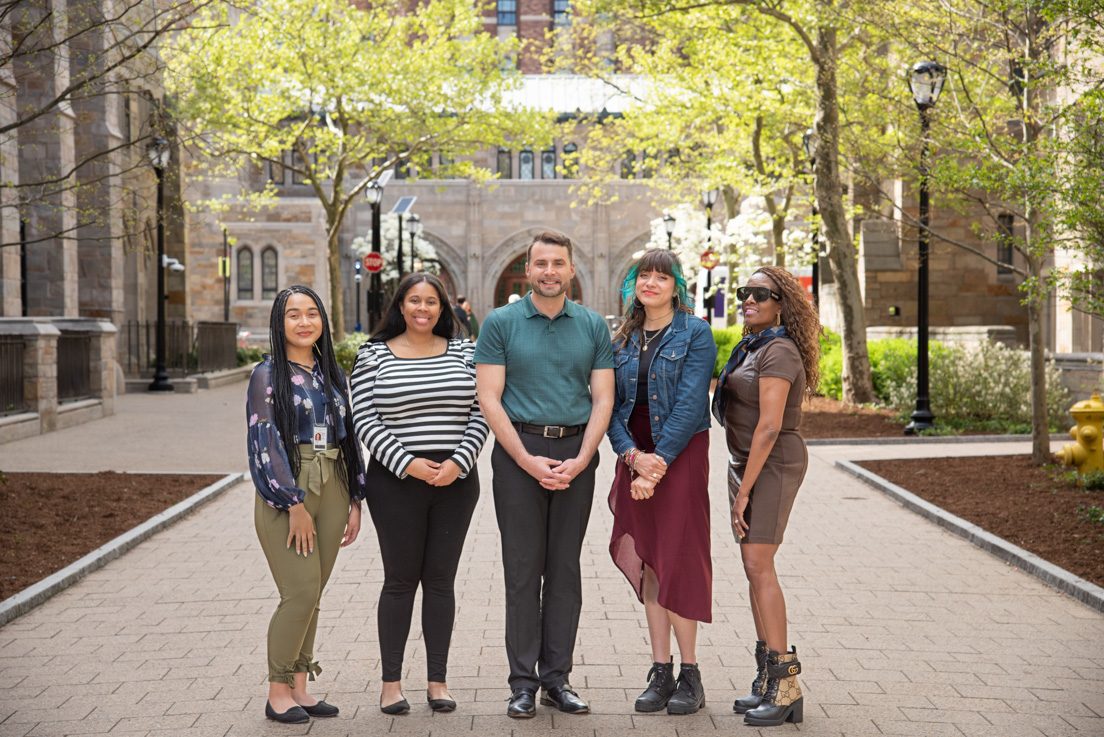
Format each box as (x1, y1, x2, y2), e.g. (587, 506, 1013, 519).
(255, 445, 350, 686)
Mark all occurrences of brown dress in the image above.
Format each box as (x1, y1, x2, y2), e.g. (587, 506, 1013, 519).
(724, 338, 807, 544)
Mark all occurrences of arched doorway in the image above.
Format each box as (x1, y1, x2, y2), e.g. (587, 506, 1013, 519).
(494, 253, 582, 307)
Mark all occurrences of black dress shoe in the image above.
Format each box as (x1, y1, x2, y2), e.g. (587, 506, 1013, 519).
(300, 700, 339, 718)
(427, 691, 457, 712)
(380, 696, 410, 715)
(265, 700, 310, 724)
(506, 687, 537, 718)
(540, 684, 589, 714)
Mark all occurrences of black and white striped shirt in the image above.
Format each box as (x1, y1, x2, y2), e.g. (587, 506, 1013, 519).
(349, 338, 489, 479)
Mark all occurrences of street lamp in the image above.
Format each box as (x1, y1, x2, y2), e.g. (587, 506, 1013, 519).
(904, 60, 946, 435)
(701, 188, 719, 314)
(663, 214, 676, 250)
(353, 260, 362, 332)
(406, 213, 423, 274)
(802, 127, 820, 310)
(146, 136, 173, 393)
(365, 180, 384, 330)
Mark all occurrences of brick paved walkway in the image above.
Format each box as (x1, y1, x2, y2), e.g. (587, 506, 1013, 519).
(1, 388, 1102, 736)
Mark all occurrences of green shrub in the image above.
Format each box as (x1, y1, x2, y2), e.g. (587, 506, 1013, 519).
(237, 346, 264, 367)
(818, 329, 843, 399)
(712, 326, 744, 377)
(1078, 469, 1104, 491)
(1076, 504, 1104, 525)
(334, 332, 371, 375)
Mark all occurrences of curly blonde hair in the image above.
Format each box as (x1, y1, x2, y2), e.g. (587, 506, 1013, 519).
(744, 265, 822, 395)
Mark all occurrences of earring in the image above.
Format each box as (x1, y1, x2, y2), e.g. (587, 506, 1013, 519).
(633, 297, 644, 310)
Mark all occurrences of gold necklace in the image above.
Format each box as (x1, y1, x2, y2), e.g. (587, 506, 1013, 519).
(403, 333, 438, 358)
(641, 325, 667, 353)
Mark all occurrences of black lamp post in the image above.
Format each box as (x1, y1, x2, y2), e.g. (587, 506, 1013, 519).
(663, 214, 676, 250)
(701, 188, 719, 312)
(353, 260, 362, 332)
(802, 127, 820, 310)
(904, 60, 946, 435)
(365, 180, 384, 330)
(147, 136, 173, 393)
(406, 213, 423, 273)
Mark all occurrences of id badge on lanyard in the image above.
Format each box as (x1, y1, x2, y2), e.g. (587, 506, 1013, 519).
(312, 424, 328, 450)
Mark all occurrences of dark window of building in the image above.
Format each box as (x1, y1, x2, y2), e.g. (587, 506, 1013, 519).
(519, 148, 534, 180)
(237, 247, 254, 300)
(498, 0, 517, 25)
(553, 0, 571, 25)
(541, 147, 557, 179)
(497, 148, 512, 178)
(640, 150, 657, 178)
(261, 247, 278, 299)
(997, 213, 1014, 276)
(621, 150, 636, 179)
(562, 143, 578, 179)
(291, 149, 310, 185)
(269, 153, 285, 185)
(395, 158, 413, 180)
(438, 154, 454, 179)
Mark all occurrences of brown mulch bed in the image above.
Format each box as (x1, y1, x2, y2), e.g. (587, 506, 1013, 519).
(802, 396, 905, 438)
(857, 456, 1104, 589)
(0, 472, 223, 600)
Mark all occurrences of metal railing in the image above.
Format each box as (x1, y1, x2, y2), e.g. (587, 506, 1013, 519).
(58, 331, 92, 402)
(123, 320, 239, 377)
(0, 336, 26, 415)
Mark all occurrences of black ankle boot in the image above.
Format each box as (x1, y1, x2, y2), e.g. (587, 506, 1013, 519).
(733, 640, 768, 713)
(635, 659, 676, 712)
(666, 663, 705, 715)
(744, 647, 803, 726)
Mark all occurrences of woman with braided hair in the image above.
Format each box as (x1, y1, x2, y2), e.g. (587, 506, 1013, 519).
(712, 265, 821, 727)
(246, 285, 366, 724)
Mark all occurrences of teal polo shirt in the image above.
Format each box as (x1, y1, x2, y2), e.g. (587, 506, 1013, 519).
(474, 293, 616, 426)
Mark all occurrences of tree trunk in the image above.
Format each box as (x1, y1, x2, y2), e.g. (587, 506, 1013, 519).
(1027, 280, 1050, 466)
(813, 20, 875, 404)
(327, 228, 345, 338)
(772, 214, 786, 267)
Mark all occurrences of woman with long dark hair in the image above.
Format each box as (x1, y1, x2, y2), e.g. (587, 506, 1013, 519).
(607, 249, 717, 715)
(712, 265, 821, 727)
(350, 273, 488, 715)
(246, 285, 366, 724)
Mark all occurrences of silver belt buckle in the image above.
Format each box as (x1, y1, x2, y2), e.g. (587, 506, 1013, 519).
(543, 425, 565, 439)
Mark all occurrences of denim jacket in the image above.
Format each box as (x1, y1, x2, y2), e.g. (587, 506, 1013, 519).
(607, 310, 717, 465)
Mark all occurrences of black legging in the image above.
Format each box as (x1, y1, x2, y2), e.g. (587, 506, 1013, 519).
(365, 450, 479, 682)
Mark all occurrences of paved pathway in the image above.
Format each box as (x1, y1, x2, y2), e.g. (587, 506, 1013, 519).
(1, 387, 1102, 736)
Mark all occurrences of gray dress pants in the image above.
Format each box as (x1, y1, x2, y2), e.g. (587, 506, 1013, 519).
(491, 432, 599, 691)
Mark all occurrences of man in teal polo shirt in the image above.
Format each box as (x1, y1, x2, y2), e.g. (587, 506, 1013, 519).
(475, 230, 615, 718)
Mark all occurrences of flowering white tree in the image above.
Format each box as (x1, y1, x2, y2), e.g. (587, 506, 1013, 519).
(643, 198, 814, 312)
(350, 214, 440, 290)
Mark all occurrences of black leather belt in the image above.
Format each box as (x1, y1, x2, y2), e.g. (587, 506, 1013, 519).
(514, 422, 586, 439)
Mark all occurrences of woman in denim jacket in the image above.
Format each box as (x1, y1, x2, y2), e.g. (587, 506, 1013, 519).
(606, 249, 717, 716)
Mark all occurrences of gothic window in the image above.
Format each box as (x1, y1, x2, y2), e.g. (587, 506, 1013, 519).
(519, 148, 534, 180)
(562, 143, 578, 179)
(541, 147, 557, 179)
(262, 247, 278, 299)
(997, 213, 1014, 276)
(237, 247, 254, 300)
(497, 148, 512, 178)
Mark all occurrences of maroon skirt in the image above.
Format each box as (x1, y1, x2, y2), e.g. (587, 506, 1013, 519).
(609, 405, 712, 623)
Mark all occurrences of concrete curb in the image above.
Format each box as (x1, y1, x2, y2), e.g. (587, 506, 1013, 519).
(0, 472, 247, 628)
(836, 459, 1104, 614)
(809, 432, 1067, 447)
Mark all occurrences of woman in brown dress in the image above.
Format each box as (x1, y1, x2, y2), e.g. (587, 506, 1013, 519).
(607, 249, 717, 715)
(711, 265, 820, 727)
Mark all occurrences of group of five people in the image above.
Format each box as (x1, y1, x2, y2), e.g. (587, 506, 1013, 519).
(245, 230, 821, 728)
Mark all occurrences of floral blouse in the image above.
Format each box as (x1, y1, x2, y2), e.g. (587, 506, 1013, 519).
(247, 356, 367, 510)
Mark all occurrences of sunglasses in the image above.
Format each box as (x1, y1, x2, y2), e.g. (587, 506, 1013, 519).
(736, 286, 782, 303)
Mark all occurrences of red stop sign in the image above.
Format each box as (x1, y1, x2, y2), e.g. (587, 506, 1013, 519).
(363, 252, 384, 273)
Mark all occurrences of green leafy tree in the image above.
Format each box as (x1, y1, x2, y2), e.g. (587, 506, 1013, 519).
(560, 0, 879, 403)
(848, 0, 1104, 463)
(165, 0, 546, 335)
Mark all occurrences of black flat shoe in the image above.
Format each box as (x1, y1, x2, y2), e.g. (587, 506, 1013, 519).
(506, 687, 536, 718)
(380, 697, 410, 715)
(300, 700, 339, 718)
(265, 700, 309, 724)
(427, 691, 457, 712)
(540, 684, 589, 714)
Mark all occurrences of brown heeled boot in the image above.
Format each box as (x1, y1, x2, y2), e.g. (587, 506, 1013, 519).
(732, 640, 768, 714)
(743, 646, 803, 726)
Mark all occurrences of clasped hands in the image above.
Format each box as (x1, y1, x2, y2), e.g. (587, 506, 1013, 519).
(405, 457, 463, 486)
(521, 454, 589, 490)
(629, 452, 667, 501)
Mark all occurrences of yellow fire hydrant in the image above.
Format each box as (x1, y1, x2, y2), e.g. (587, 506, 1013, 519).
(1054, 392, 1104, 475)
